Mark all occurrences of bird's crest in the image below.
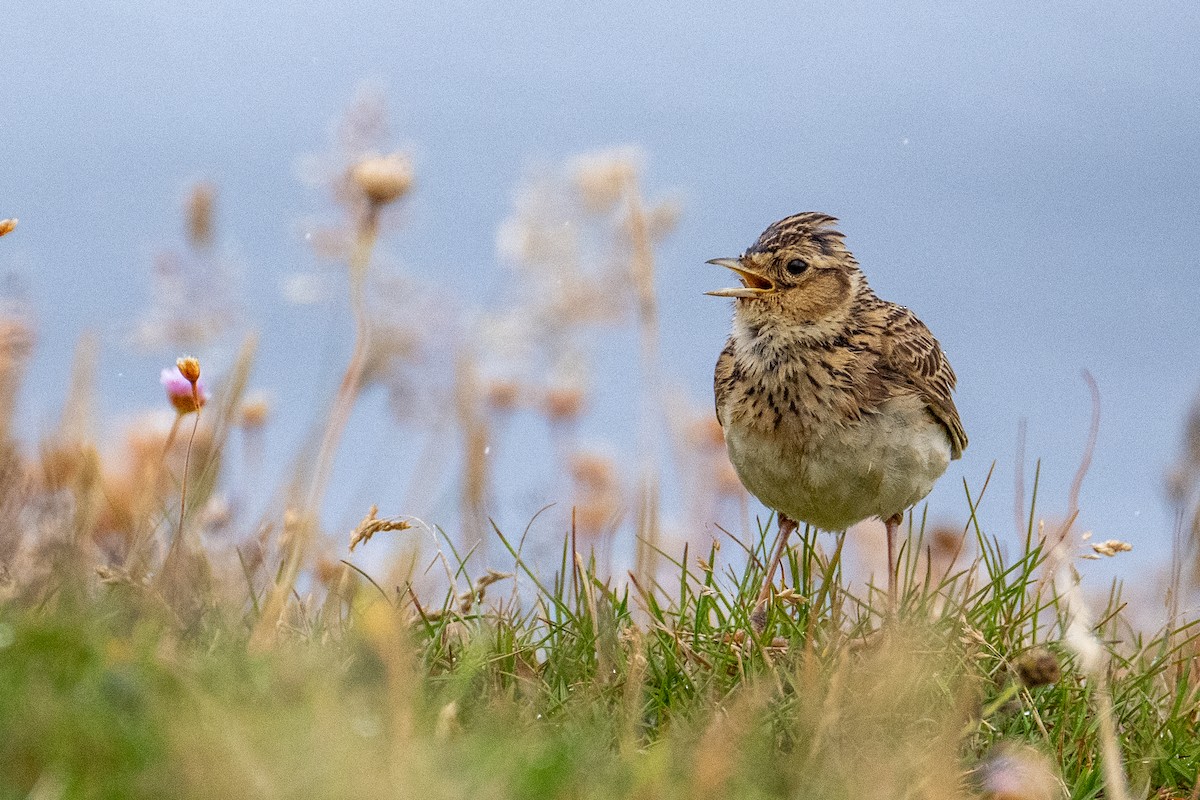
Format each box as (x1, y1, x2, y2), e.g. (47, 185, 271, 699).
(747, 212, 846, 256)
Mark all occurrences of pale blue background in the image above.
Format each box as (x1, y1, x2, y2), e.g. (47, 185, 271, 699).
(3, 1, 1199, 591)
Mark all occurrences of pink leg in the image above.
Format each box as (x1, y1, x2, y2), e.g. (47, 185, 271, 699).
(757, 514, 798, 607)
(885, 512, 903, 611)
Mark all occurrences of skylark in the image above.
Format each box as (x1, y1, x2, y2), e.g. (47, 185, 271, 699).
(707, 212, 967, 605)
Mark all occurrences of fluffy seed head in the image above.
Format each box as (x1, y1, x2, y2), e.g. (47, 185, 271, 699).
(572, 149, 639, 214)
(350, 152, 414, 206)
(239, 392, 270, 428)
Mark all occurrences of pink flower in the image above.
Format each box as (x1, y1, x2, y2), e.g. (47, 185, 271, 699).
(978, 746, 1060, 800)
(161, 366, 207, 414)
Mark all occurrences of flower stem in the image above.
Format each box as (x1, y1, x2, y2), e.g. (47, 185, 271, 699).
(163, 388, 201, 575)
(252, 204, 380, 649)
(307, 204, 379, 513)
(626, 180, 663, 589)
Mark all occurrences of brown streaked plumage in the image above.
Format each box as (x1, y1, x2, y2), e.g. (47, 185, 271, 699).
(707, 212, 966, 606)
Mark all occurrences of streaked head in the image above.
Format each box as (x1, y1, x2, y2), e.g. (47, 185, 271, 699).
(706, 212, 864, 325)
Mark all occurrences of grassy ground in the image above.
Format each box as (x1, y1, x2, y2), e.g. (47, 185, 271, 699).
(3, 106, 1199, 800)
(2, 508, 1197, 800)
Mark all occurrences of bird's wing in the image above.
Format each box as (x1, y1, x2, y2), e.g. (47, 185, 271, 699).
(879, 305, 968, 459)
(714, 338, 736, 429)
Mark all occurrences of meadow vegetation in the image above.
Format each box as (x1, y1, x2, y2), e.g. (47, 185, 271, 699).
(2, 94, 1200, 800)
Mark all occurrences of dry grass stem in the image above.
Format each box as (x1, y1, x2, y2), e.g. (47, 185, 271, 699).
(185, 182, 216, 249)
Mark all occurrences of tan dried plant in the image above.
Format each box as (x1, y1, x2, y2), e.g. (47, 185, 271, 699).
(569, 450, 625, 539)
(254, 95, 415, 648)
(185, 181, 216, 249)
(1166, 389, 1200, 586)
(481, 149, 678, 575)
(0, 311, 34, 443)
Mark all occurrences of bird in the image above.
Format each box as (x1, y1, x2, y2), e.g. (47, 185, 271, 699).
(707, 212, 966, 608)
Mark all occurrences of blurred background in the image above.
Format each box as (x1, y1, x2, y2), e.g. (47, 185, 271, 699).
(2, 0, 1199, 593)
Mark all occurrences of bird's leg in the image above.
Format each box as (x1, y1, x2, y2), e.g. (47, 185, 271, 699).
(884, 511, 904, 612)
(756, 514, 798, 609)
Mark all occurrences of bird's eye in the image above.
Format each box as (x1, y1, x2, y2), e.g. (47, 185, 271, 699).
(785, 258, 809, 276)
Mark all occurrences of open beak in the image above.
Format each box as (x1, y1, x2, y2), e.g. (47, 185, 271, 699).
(704, 257, 775, 298)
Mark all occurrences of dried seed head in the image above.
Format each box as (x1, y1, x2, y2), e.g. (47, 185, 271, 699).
(185, 182, 216, 248)
(926, 523, 967, 569)
(929, 524, 962, 554)
(572, 149, 639, 214)
(774, 587, 807, 606)
(350, 152, 414, 207)
(568, 451, 622, 536)
(570, 452, 617, 490)
(474, 569, 512, 592)
(176, 356, 201, 384)
(544, 385, 586, 421)
(348, 504, 412, 552)
(574, 498, 618, 537)
(314, 556, 344, 588)
(239, 392, 271, 428)
(0, 219, 16, 237)
(1089, 539, 1132, 558)
(1014, 647, 1061, 688)
(484, 378, 522, 412)
(646, 200, 681, 240)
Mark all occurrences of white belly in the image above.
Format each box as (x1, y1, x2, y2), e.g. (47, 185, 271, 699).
(724, 394, 952, 531)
